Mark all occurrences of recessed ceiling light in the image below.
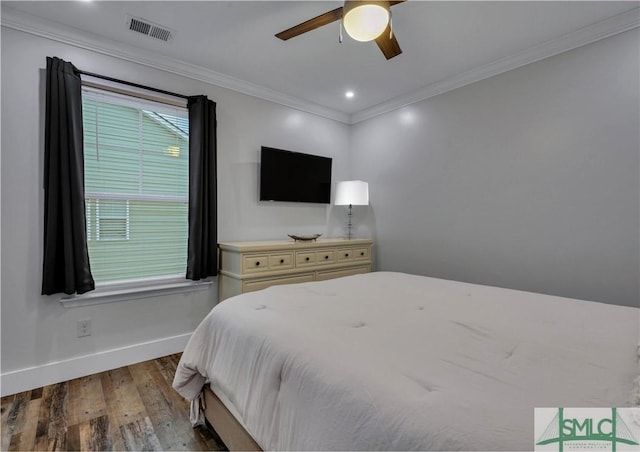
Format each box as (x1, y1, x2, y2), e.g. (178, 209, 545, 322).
(345, 91, 355, 99)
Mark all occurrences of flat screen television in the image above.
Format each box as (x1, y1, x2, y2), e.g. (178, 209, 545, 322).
(260, 147, 332, 204)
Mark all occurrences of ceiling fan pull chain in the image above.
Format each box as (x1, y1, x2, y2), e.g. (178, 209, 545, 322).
(339, 20, 343, 43)
(389, 10, 394, 39)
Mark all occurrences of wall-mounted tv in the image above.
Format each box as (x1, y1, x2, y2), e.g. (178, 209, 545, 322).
(260, 147, 332, 204)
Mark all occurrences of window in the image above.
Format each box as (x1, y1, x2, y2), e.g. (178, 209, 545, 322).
(82, 87, 189, 284)
(88, 199, 130, 241)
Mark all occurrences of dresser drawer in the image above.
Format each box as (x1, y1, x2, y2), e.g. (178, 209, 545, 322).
(337, 247, 369, 261)
(242, 254, 269, 273)
(296, 251, 316, 266)
(243, 252, 295, 273)
(316, 265, 370, 281)
(353, 247, 370, 260)
(315, 250, 336, 265)
(268, 252, 294, 271)
(243, 273, 315, 293)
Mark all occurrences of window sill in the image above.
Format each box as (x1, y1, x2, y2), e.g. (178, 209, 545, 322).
(59, 277, 214, 308)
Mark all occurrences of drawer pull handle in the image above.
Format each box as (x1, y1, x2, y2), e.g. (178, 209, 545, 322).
(345, 253, 349, 257)
(280, 259, 285, 264)
(305, 257, 310, 261)
(360, 252, 365, 256)
(255, 262, 260, 266)
(325, 255, 329, 259)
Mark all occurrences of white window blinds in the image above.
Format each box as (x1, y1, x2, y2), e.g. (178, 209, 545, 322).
(82, 87, 189, 284)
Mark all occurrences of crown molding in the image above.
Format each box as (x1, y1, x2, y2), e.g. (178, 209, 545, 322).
(2, 6, 637, 126)
(0, 7, 351, 124)
(351, 7, 640, 124)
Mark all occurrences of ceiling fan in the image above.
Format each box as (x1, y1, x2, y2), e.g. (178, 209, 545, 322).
(275, 1, 406, 60)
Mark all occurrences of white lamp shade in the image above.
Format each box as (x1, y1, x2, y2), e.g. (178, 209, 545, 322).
(335, 180, 369, 206)
(343, 1, 390, 42)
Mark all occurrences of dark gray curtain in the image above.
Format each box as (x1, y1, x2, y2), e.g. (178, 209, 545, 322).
(186, 95, 218, 280)
(42, 57, 95, 295)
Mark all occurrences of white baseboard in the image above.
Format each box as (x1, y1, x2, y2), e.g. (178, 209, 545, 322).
(0, 333, 192, 397)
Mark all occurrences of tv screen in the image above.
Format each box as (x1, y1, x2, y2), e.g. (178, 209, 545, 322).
(260, 147, 332, 204)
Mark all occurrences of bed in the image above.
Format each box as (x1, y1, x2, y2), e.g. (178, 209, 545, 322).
(173, 271, 639, 451)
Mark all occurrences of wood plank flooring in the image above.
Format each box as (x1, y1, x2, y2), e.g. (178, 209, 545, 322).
(1, 354, 227, 451)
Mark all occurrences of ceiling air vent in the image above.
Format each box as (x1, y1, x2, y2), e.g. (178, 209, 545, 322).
(126, 16, 174, 42)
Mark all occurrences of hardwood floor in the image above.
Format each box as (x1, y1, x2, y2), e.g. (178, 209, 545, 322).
(1, 354, 227, 451)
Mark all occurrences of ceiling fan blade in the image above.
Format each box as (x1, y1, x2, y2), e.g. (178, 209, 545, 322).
(375, 25, 402, 59)
(275, 7, 343, 41)
(389, 0, 406, 6)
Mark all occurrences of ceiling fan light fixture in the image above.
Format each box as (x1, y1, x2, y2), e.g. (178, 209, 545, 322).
(343, 1, 390, 42)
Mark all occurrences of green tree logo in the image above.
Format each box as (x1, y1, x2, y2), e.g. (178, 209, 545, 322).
(536, 408, 639, 451)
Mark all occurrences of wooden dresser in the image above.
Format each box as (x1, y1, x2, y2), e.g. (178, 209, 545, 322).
(218, 238, 373, 301)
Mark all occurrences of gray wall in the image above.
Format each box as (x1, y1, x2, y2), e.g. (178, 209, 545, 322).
(0, 26, 350, 385)
(351, 29, 639, 307)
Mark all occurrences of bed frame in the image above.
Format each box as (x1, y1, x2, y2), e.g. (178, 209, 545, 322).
(203, 386, 262, 451)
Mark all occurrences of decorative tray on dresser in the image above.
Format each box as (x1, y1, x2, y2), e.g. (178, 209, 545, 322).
(217, 238, 373, 301)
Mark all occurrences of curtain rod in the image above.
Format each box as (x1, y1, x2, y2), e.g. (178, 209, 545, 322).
(78, 70, 190, 100)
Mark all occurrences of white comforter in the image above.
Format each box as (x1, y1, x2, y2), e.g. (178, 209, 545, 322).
(174, 272, 639, 451)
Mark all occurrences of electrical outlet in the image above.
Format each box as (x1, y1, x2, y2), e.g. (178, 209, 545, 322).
(77, 319, 91, 337)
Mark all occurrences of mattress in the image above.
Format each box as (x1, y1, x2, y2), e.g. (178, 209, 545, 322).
(173, 271, 639, 451)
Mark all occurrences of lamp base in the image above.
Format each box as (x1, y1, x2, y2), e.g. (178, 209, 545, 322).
(346, 204, 353, 240)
